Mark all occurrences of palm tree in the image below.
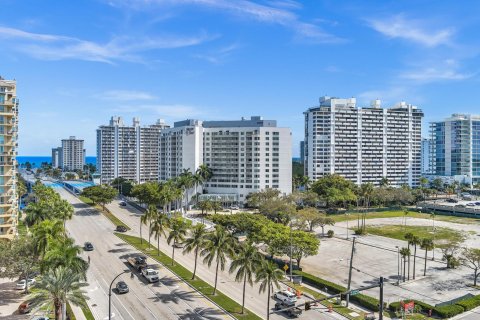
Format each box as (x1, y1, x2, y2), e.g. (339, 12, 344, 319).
(411, 236, 421, 279)
(192, 174, 203, 204)
(379, 177, 390, 187)
(421, 238, 434, 276)
(167, 217, 189, 266)
(150, 213, 170, 256)
(143, 205, 158, 249)
(211, 200, 222, 214)
(179, 169, 195, 213)
(229, 242, 263, 314)
(201, 225, 234, 295)
(183, 224, 208, 280)
(255, 260, 284, 320)
(196, 164, 213, 182)
(41, 238, 89, 280)
(32, 219, 65, 257)
(29, 266, 89, 320)
(359, 183, 374, 231)
(403, 209, 410, 229)
(404, 232, 413, 280)
(400, 247, 410, 282)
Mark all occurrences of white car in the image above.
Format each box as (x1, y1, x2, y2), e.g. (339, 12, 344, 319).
(16, 278, 35, 290)
(141, 268, 159, 283)
(274, 290, 297, 304)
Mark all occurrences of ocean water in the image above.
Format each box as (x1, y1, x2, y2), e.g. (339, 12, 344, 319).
(17, 156, 96, 168)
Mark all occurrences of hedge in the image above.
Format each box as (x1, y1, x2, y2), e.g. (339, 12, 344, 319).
(455, 295, 480, 311)
(293, 271, 384, 312)
(434, 304, 465, 318)
(389, 299, 469, 319)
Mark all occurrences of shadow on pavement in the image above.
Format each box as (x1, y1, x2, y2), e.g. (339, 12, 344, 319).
(178, 307, 227, 320)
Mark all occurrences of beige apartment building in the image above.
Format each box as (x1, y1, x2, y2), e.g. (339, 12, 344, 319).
(0, 77, 19, 240)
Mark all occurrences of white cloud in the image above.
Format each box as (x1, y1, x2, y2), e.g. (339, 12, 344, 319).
(0, 26, 216, 63)
(368, 15, 454, 47)
(401, 68, 473, 82)
(194, 43, 241, 64)
(99, 90, 156, 101)
(357, 87, 411, 106)
(108, 0, 343, 43)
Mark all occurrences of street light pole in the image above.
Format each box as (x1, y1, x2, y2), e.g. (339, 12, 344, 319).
(108, 270, 130, 320)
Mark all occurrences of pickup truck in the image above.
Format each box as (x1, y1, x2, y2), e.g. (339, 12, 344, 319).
(274, 302, 302, 318)
(141, 268, 159, 283)
(127, 256, 147, 271)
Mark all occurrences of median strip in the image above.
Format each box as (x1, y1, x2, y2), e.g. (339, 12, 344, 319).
(78, 196, 131, 230)
(115, 233, 262, 320)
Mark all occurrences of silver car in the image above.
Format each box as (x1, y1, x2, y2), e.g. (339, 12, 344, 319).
(116, 281, 129, 294)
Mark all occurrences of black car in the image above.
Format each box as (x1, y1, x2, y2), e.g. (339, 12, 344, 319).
(116, 225, 128, 232)
(119, 201, 127, 207)
(116, 281, 129, 294)
(84, 242, 94, 251)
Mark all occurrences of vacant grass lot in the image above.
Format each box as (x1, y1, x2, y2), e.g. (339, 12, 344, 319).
(331, 210, 480, 225)
(362, 225, 466, 245)
(115, 233, 261, 320)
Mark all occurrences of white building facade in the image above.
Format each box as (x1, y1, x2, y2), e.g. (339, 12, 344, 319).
(97, 117, 169, 184)
(61, 136, 85, 171)
(304, 96, 423, 187)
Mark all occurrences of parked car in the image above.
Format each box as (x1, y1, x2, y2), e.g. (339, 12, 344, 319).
(275, 301, 302, 318)
(18, 302, 31, 314)
(229, 205, 239, 210)
(33, 317, 50, 320)
(446, 198, 458, 203)
(274, 290, 297, 304)
(116, 225, 128, 232)
(455, 204, 466, 208)
(119, 201, 127, 207)
(116, 281, 129, 294)
(84, 242, 94, 251)
(475, 202, 480, 206)
(16, 279, 35, 290)
(467, 203, 476, 207)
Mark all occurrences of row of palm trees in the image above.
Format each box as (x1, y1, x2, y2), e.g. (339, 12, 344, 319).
(140, 205, 283, 319)
(22, 183, 89, 319)
(399, 234, 435, 282)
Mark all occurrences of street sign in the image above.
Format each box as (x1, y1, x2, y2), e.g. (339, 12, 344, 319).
(350, 290, 359, 296)
(283, 264, 289, 271)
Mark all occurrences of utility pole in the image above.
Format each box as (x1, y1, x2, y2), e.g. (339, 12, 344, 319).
(379, 276, 384, 320)
(346, 237, 356, 307)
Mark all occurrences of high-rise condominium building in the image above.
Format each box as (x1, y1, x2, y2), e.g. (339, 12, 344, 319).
(429, 114, 480, 185)
(160, 116, 292, 203)
(304, 96, 423, 187)
(0, 78, 19, 240)
(52, 147, 62, 168)
(60, 136, 85, 171)
(421, 138, 432, 175)
(97, 117, 169, 184)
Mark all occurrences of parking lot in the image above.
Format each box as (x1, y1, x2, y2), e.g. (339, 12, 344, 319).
(300, 215, 480, 306)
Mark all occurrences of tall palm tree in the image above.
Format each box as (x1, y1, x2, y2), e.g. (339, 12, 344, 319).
(41, 238, 89, 280)
(56, 199, 74, 228)
(143, 205, 158, 249)
(201, 225, 234, 295)
(167, 217, 189, 266)
(196, 164, 213, 192)
(150, 213, 170, 256)
(32, 219, 65, 257)
(411, 236, 421, 279)
(183, 224, 208, 280)
(255, 260, 284, 320)
(229, 242, 263, 314)
(420, 238, 434, 276)
(379, 177, 390, 187)
(192, 174, 203, 204)
(404, 232, 414, 280)
(179, 169, 195, 213)
(359, 183, 374, 231)
(400, 247, 410, 282)
(29, 266, 89, 320)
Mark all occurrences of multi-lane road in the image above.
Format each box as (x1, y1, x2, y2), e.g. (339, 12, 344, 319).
(58, 186, 347, 320)
(60, 188, 232, 320)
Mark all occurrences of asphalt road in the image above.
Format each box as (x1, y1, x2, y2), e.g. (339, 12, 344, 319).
(105, 198, 348, 320)
(59, 188, 232, 320)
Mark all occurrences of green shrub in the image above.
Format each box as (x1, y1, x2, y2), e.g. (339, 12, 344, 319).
(455, 296, 480, 311)
(434, 304, 465, 318)
(327, 230, 334, 238)
(354, 228, 366, 235)
(388, 300, 434, 314)
(293, 270, 383, 311)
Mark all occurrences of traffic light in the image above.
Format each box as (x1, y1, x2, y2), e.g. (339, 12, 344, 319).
(305, 302, 311, 311)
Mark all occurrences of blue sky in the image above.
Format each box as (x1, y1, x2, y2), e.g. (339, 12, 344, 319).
(1, 0, 479, 156)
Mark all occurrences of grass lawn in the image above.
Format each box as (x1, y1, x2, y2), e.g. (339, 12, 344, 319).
(78, 196, 131, 230)
(362, 225, 466, 245)
(331, 210, 480, 225)
(115, 233, 262, 320)
(284, 281, 365, 320)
